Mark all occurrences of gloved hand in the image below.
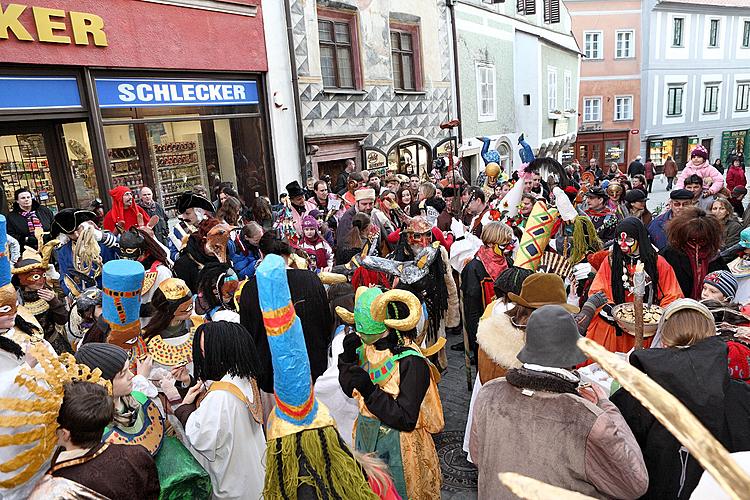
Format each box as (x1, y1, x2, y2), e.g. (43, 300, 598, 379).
(575, 292, 609, 335)
(346, 365, 375, 399)
(573, 263, 593, 281)
(598, 302, 616, 323)
(340, 333, 362, 364)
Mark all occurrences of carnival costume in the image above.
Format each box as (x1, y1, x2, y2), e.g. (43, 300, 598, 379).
(65, 287, 102, 351)
(256, 254, 381, 500)
(337, 286, 445, 500)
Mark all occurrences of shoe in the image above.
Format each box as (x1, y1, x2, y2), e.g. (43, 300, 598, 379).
(450, 342, 465, 352)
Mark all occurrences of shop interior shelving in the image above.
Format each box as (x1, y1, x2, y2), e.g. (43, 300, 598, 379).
(1, 142, 57, 211)
(149, 135, 208, 218)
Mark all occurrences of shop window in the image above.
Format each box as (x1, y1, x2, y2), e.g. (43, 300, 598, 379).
(703, 84, 720, 114)
(390, 23, 421, 91)
(516, 0, 536, 15)
(547, 67, 558, 112)
(0, 133, 57, 211)
(387, 140, 430, 176)
(564, 71, 572, 110)
(583, 97, 601, 122)
(673, 18, 684, 47)
(667, 85, 684, 116)
(615, 96, 633, 121)
(583, 31, 602, 59)
(543, 0, 560, 24)
(615, 30, 635, 59)
(317, 10, 360, 90)
(62, 122, 98, 209)
(605, 140, 626, 165)
(743, 21, 750, 48)
(708, 19, 720, 48)
(736, 82, 750, 112)
(476, 63, 496, 122)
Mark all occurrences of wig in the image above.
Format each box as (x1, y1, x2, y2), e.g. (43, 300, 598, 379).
(192, 321, 261, 382)
(73, 225, 103, 278)
(666, 207, 722, 256)
(610, 217, 659, 304)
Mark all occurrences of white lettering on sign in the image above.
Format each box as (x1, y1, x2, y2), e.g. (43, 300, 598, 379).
(116, 82, 249, 105)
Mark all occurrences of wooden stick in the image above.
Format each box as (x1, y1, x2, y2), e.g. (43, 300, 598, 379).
(456, 274, 473, 392)
(633, 263, 646, 349)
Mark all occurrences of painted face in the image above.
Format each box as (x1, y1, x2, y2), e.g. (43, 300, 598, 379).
(701, 283, 727, 302)
(19, 270, 45, 290)
(173, 297, 194, 321)
(618, 232, 638, 255)
(111, 361, 134, 397)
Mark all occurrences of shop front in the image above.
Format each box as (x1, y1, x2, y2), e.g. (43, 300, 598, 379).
(0, 0, 270, 214)
(387, 138, 432, 176)
(574, 130, 630, 171)
(647, 136, 698, 170)
(720, 129, 750, 163)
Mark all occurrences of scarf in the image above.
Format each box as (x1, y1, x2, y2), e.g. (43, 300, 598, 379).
(476, 245, 509, 282)
(686, 242, 712, 300)
(21, 211, 41, 232)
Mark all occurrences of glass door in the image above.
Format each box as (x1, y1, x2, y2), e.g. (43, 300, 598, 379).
(0, 130, 59, 212)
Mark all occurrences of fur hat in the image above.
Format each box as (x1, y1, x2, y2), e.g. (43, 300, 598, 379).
(507, 273, 579, 313)
(176, 191, 214, 214)
(690, 144, 709, 160)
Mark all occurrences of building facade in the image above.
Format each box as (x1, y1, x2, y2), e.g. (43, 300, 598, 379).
(0, 0, 273, 215)
(453, 0, 580, 181)
(283, 0, 456, 186)
(568, 0, 641, 171)
(641, 0, 750, 169)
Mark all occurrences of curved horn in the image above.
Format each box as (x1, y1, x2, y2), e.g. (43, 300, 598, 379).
(335, 306, 355, 325)
(370, 289, 422, 331)
(40, 239, 60, 268)
(318, 272, 348, 285)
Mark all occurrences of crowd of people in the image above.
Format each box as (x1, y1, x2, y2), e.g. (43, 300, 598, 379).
(1, 140, 750, 499)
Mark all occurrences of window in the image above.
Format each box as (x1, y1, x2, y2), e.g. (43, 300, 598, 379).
(743, 21, 750, 48)
(318, 16, 356, 89)
(564, 71, 572, 110)
(708, 19, 720, 48)
(615, 30, 635, 58)
(667, 85, 684, 116)
(543, 0, 560, 24)
(673, 17, 684, 47)
(737, 82, 750, 111)
(476, 63, 496, 121)
(615, 96, 633, 120)
(390, 27, 418, 91)
(584, 31, 602, 59)
(517, 0, 536, 15)
(583, 97, 601, 122)
(547, 68, 558, 111)
(703, 84, 719, 113)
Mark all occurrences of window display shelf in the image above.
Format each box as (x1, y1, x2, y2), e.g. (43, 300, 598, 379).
(110, 157, 138, 163)
(150, 136, 208, 218)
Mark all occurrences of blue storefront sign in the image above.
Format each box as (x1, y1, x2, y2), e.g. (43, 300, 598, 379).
(0, 76, 82, 110)
(95, 78, 259, 108)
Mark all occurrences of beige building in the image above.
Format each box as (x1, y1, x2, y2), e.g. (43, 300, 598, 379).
(568, 0, 642, 170)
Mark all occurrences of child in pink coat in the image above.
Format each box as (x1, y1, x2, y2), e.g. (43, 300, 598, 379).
(675, 145, 724, 195)
(299, 215, 333, 272)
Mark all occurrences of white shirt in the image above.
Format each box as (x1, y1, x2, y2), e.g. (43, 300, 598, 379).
(185, 374, 266, 500)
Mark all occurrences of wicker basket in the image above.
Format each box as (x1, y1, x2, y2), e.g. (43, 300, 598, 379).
(611, 303, 663, 338)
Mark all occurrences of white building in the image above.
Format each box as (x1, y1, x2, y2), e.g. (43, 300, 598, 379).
(641, 0, 750, 168)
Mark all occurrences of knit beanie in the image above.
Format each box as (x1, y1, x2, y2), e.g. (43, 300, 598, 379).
(74, 342, 129, 381)
(703, 271, 738, 301)
(690, 144, 709, 160)
(301, 215, 319, 230)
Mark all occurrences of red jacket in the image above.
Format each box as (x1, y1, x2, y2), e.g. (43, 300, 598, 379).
(102, 186, 150, 233)
(726, 165, 747, 193)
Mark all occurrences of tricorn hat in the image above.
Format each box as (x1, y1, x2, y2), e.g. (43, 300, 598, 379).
(50, 209, 99, 237)
(176, 191, 214, 214)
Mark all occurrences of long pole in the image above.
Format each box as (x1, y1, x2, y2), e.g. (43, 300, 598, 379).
(633, 263, 646, 349)
(456, 275, 473, 392)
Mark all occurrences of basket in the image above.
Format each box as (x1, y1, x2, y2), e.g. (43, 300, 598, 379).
(611, 303, 663, 338)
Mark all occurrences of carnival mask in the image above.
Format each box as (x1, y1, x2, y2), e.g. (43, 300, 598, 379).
(205, 224, 237, 264)
(0, 284, 18, 329)
(119, 229, 145, 261)
(485, 163, 501, 185)
(19, 270, 45, 289)
(618, 232, 638, 255)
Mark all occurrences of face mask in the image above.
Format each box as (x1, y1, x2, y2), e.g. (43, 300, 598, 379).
(618, 232, 638, 255)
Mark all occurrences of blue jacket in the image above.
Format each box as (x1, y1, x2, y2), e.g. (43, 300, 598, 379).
(228, 239, 260, 279)
(648, 209, 672, 251)
(56, 240, 119, 294)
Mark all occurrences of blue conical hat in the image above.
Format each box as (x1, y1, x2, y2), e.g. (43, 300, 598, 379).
(102, 260, 144, 349)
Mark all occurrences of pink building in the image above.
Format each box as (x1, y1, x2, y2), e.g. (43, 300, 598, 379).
(567, 0, 641, 171)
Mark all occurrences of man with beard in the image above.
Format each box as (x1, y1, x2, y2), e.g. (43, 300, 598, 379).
(169, 191, 215, 261)
(336, 188, 395, 258)
(391, 216, 459, 371)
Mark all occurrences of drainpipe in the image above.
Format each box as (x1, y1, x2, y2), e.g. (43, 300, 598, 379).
(448, 0, 463, 143)
(283, 0, 308, 179)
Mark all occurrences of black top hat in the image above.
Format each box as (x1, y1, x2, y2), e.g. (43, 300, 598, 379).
(176, 192, 214, 214)
(517, 305, 587, 368)
(285, 181, 305, 199)
(50, 209, 99, 237)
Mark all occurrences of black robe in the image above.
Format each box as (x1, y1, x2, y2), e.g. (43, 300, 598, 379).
(660, 245, 728, 299)
(173, 237, 219, 294)
(239, 268, 332, 393)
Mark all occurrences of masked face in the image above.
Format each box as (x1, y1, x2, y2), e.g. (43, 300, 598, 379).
(359, 331, 387, 345)
(120, 246, 143, 261)
(407, 230, 431, 255)
(618, 232, 638, 255)
(0, 284, 17, 330)
(205, 224, 235, 263)
(173, 297, 194, 321)
(19, 270, 45, 290)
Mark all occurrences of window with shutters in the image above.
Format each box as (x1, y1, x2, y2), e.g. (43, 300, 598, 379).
(583, 31, 602, 59)
(317, 9, 362, 90)
(517, 0, 536, 15)
(564, 71, 572, 110)
(547, 67, 558, 111)
(476, 63, 496, 122)
(543, 0, 560, 24)
(667, 85, 684, 116)
(390, 22, 422, 91)
(736, 82, 750, 112)
(703, 83, 720, 114)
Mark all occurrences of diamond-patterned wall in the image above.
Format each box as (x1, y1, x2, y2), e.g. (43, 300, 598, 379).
(290, 0, 455, 153)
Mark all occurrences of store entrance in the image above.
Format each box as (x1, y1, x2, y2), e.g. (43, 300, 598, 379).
(0, 122, 99, 213)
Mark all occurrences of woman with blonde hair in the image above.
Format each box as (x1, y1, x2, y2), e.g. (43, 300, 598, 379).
(458, 221, 514, 362)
